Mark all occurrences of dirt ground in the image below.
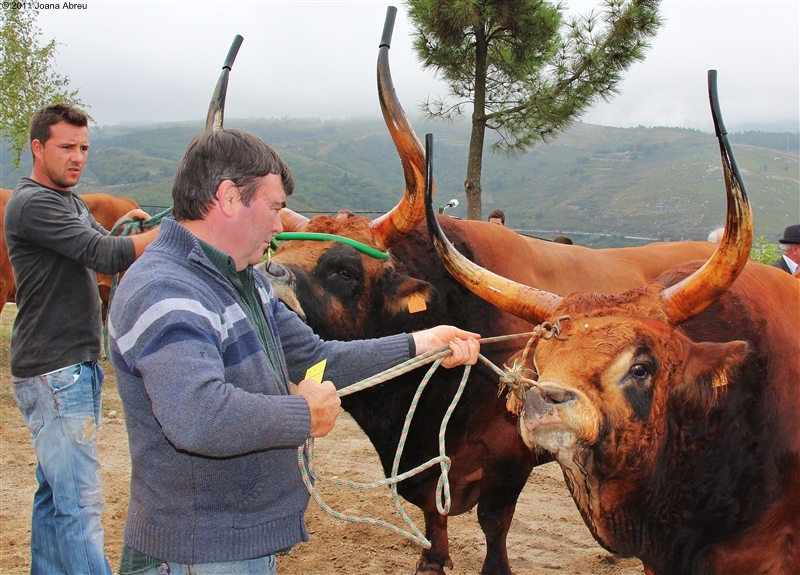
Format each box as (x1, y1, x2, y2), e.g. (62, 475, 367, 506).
(0, 304, 644, 574)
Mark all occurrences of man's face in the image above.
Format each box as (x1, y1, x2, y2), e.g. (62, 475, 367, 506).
(488, 217, 504, 226)
(233, 174, 286, 269)
(31, 122, 89, 191)
(786, 243, 800, 265)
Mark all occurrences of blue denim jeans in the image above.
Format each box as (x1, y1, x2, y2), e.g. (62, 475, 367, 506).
(132, 555, 276, 575)
(12, 361, 112, 575)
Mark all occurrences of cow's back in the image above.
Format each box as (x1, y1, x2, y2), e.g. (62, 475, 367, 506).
(428, 218, 718, 296)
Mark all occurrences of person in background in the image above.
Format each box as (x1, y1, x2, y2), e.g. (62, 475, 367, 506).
(707, 227, 725, 243)
(769, 224, 800, 277)
(487, 209, 505, 225)
(552, 235, 573, 245)
(108, 128, 480, 575)
(4, 103, 159, 575)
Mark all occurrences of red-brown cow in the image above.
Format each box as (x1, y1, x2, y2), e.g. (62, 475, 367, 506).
(260, 13, 717, 574)
(268, 221, 718, 575)
(79, 193, 141, 317)
(0, 190, 140, 316)
(425, 73, 800, 574)
(1, 188, 14, 312)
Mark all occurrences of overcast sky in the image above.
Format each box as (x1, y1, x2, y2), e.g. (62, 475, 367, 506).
(33, 0, 799, 133)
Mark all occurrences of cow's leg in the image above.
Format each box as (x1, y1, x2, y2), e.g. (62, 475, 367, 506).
(414, 511, 453, 574)
(476, 456, 536, 575)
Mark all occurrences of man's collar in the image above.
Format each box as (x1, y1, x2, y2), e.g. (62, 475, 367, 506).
(196, 237, 236, 272)
(783, 254, 799, 274)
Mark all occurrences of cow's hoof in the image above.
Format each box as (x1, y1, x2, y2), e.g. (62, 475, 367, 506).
(414, 556, 453, 574)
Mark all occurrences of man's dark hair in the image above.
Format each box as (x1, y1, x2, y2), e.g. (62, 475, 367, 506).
(487, 209, 505, 224)
(172, 129, 295, 221)
(29, 103, 89, 155)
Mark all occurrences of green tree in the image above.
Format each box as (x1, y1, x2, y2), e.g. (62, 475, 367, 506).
(406, 0, 662, 219)
(750, 235, 780, 265)
(1, 6, 88, 169)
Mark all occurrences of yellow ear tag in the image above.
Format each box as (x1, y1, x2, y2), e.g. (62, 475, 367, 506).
(407, 293, 427, 314)
(305, 359, 327, 384)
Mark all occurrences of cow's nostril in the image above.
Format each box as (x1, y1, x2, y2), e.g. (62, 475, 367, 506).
(543, 387, 577, 405)
(263, 261, 287, 279)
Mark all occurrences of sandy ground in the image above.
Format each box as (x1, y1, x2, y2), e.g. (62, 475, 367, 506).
(0, 304, 644, 574)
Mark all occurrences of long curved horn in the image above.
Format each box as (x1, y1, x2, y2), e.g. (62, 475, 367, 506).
(279, 208, 310, 232)
(206, 35, 244, 131)
(368, 6, 428, 250)
(661, 70, 753, 324)
(424, 134, 561, 324)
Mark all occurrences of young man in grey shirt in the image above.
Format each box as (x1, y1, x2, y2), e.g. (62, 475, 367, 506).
(4, 103, 158, 575)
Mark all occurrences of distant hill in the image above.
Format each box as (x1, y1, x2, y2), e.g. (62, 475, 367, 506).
(2, 119, 797, 247)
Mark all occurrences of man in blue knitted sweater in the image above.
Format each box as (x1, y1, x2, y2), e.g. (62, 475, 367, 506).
(108, 129, 479, 575)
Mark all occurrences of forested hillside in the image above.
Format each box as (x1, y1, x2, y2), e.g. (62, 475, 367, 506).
(2, 119, 797, 247)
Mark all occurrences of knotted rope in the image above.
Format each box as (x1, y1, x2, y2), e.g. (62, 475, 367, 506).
(103, 207, 172, 357)
(299, 317, 572, 548)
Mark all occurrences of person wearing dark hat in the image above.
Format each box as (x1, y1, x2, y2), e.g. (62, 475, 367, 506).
(769, 224, 800, 277)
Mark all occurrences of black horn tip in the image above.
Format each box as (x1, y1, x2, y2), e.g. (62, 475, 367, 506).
(380, 6, 398, 48)
(708, 70, 728, 138)
(424, 133, 445, 247)
(223, 35, 244, 70)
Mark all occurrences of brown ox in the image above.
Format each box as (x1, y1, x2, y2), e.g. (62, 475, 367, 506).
(79, 193, 140, 317)
(260, 11, 716, 574)
(1, 188, 14, 312)
(0, 190, 139, 316)
(425, 72, 800, 574)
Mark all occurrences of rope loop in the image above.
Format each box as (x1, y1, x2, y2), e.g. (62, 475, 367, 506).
(300, 319, 573, 548)
(108, 206, 172, 237)
(496, 316, 572, 415)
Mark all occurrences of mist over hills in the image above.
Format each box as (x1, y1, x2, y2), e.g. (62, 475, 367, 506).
(2, 119, 797, 247)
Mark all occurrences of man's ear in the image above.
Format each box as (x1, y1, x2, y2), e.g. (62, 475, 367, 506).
(216, 180, 238, 217)
(30, 139, 44, 161)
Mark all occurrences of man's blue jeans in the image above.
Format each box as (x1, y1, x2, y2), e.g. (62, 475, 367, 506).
(133, 555, 277, 575)
(12, 361, 112, 575)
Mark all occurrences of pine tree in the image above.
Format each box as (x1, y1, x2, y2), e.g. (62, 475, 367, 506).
(406, 0, 662, 219)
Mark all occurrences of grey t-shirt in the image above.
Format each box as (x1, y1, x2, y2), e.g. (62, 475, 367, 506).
(4, 178, 136, 377)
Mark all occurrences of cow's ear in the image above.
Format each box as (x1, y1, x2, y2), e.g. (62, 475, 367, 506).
(380, 273, 438, 326)
(670, 339, 750, 415)
(392, 277, 437, 317)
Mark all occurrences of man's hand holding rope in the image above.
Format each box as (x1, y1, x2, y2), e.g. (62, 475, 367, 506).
(411, 325, 480, 368)
(112, 208, 161, 257)
(298, 326, 480, 438)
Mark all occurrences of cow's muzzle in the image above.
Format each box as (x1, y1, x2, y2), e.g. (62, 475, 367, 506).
(520, 383, 576, 437)
(257, 261, 307, 322)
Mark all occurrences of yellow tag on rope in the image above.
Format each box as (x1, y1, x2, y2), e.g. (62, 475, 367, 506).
(305, 359, 327, 383)
(407, 293, 427, 314)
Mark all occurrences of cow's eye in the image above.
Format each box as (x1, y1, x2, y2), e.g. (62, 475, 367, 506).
(629, 364, 650, 379)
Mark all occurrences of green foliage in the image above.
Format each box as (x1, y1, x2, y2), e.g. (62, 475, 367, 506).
(406, 0, 663, 219)
(0, 6, 89, 169)
(750, 235, 781, 264)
